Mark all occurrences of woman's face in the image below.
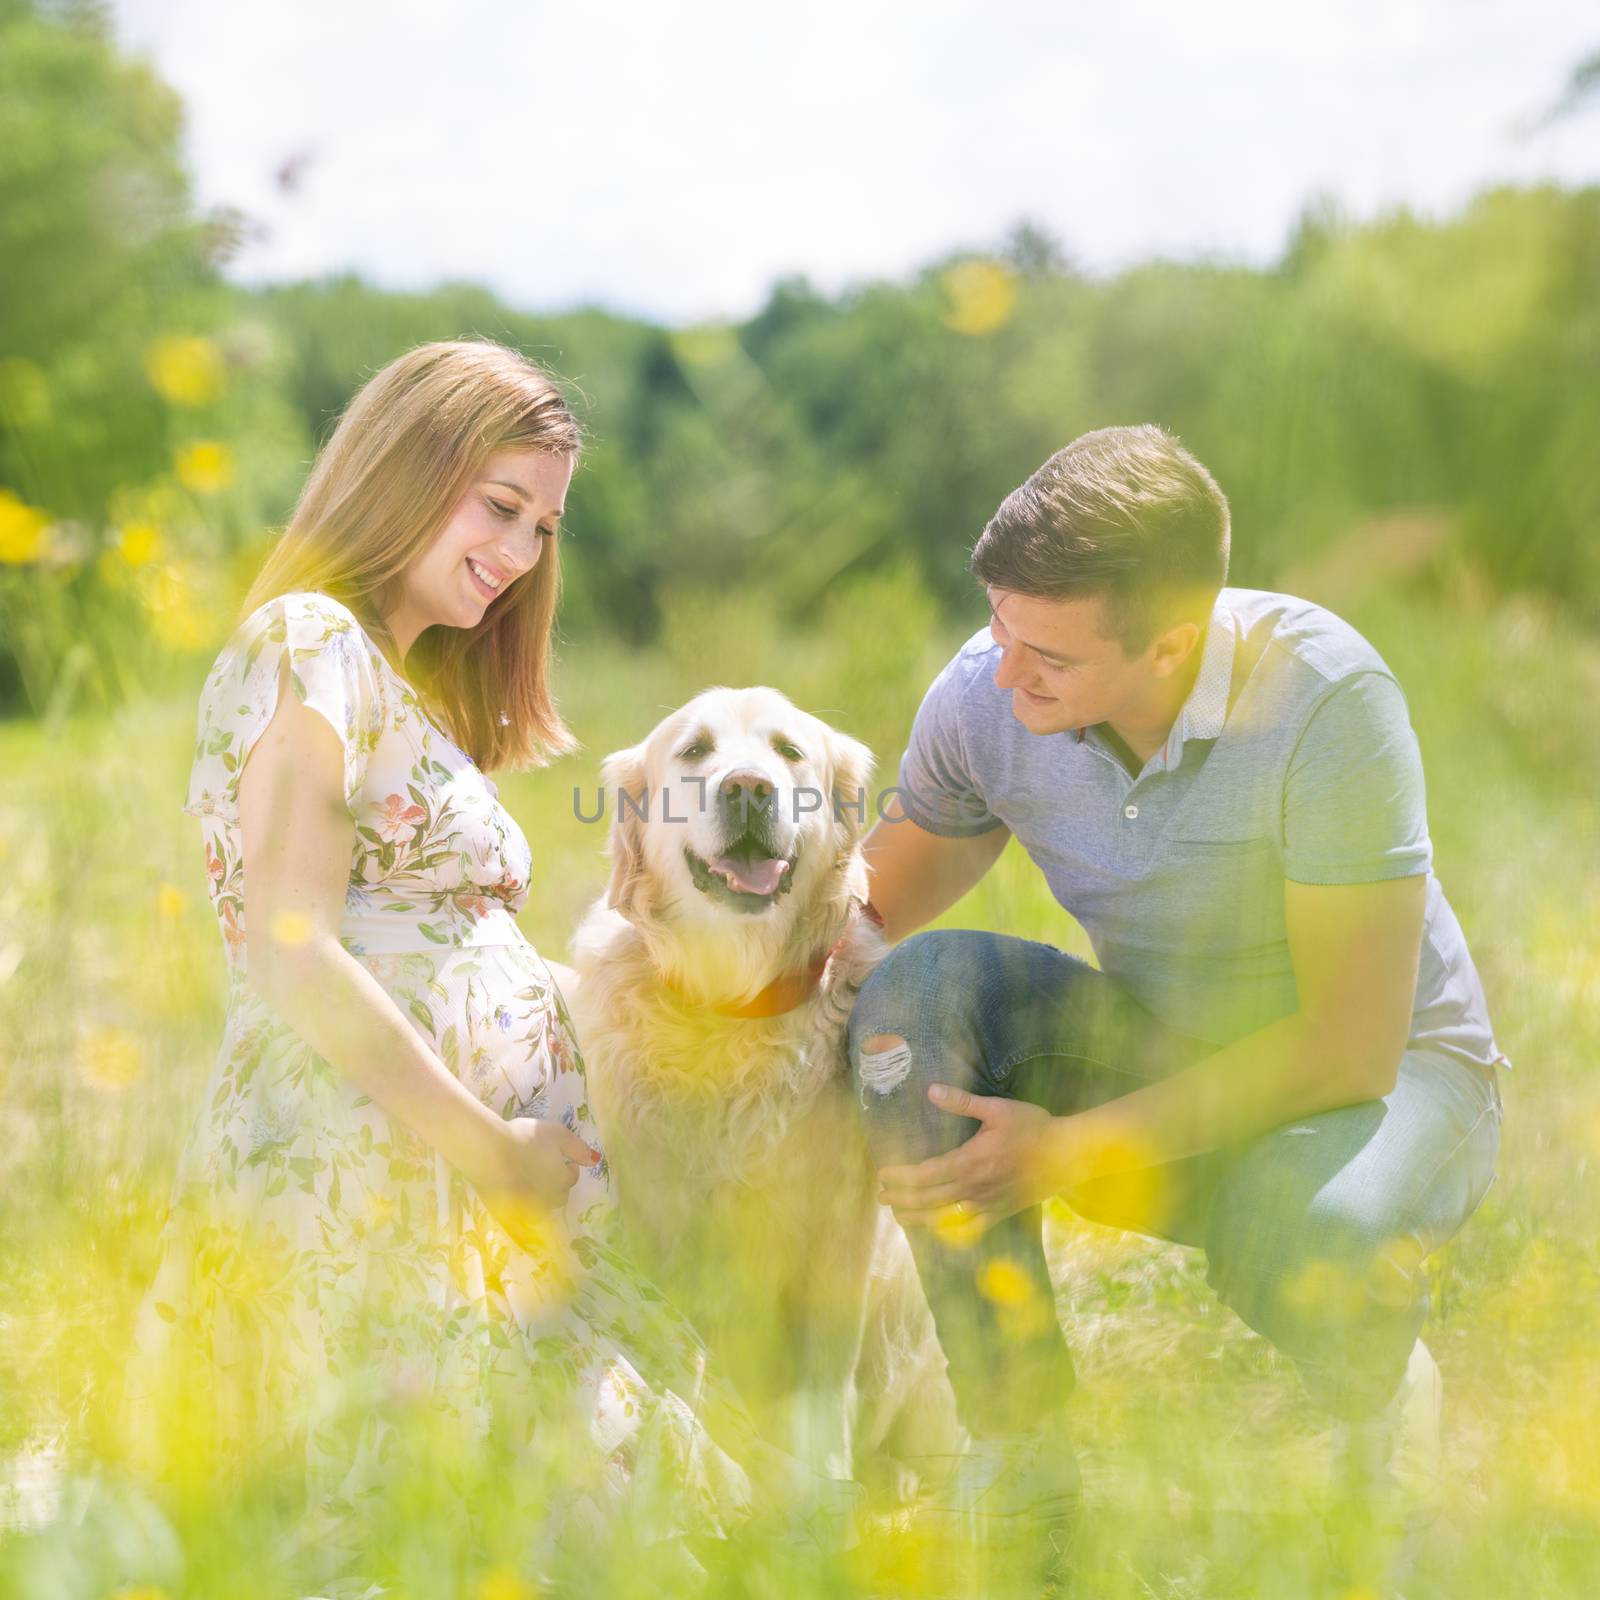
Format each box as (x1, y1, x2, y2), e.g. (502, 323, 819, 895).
(385, 447, 574, 654)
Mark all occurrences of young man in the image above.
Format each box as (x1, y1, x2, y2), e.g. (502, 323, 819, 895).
(850, 425, 1505, 1559)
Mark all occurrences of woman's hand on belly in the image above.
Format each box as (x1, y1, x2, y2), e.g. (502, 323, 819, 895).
(464, 1115, 600, 1250)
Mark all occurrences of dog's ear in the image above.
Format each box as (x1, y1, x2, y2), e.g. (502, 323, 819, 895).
(601, 741, 650, 920)
(827, 730, 877, 851)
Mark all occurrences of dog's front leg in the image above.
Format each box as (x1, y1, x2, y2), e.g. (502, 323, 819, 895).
(784, 1191, 877, 1485)
(784, 1332, 863, 1484)
(768, 1296, 869, 1550)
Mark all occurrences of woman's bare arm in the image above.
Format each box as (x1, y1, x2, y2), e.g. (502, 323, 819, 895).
(237, 654, 592, 1213)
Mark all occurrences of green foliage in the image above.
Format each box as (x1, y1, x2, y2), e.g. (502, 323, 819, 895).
(2, 10, 1598, 1589)
(0, 0, 204, 513)
(0, 0, 311, 716)
(3, 0, 1598, 721)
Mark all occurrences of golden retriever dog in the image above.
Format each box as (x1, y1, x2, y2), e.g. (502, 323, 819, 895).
(569, 686, 960, 1492)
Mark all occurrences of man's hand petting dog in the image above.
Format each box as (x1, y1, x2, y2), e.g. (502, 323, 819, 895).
(877, 1086, 1069, 1227)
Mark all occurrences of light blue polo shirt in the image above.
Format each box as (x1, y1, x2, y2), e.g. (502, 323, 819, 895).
(897, 587, 1508, 1070)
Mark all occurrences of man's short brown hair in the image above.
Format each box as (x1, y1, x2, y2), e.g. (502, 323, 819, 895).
(970, 424, 1231, 654)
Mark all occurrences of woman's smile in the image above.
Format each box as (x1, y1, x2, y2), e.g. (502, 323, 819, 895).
(466, 555, 506, 599)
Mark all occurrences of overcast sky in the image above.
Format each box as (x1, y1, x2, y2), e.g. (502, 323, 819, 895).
(111, 0, 1598, 326)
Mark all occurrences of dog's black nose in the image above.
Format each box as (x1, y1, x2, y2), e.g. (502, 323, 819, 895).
(720, 769, 774, 827)
(720, 769, 773, 803)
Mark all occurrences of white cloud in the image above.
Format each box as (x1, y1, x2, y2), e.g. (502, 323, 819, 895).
(111, 0, 1600, 323)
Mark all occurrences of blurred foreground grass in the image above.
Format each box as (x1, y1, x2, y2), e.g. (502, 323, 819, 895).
(1, 572, 1597, 1596)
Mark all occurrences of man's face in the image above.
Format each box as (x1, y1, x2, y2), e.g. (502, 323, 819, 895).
(986, 586, 1159, 736)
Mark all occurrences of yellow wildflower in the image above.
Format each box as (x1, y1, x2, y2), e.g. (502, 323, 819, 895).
(977, 1256, 1037, 1308)
(174, 440, 234, 494)
(139, 561, 213, 650)
(0, 489, 50, 563)
(80, 1025, 144, 1089)
(271, 910, 313, 946)
(146, 335, 225, 406)
(931, 1202, 987, 1249)
(1279, 1258, 1366, 1321)
(940, 259, 1018, 335)
(118, 521, 165, 566)
(478, 1566, 538, 1600)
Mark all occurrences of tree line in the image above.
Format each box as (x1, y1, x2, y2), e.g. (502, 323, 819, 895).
(2, 0, 1596, 714)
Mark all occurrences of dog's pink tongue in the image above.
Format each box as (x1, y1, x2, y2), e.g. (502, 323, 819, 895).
(712, 855, 786, 896)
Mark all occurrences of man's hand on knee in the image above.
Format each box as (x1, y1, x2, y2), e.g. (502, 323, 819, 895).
(877, 1085, 1060, 1227)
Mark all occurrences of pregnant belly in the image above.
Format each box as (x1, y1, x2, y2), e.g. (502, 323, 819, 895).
(361, 938, 578, 1120)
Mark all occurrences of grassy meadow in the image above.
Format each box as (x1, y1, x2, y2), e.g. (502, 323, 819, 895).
(1, 559, 1597, 1597)
(4, 3, 1599, 1591)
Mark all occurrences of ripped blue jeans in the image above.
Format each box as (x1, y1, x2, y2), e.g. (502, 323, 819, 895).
(847, 930, 1502, 1434)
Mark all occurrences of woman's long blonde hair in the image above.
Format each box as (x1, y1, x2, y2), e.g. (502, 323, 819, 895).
(241, 339, 583, 771)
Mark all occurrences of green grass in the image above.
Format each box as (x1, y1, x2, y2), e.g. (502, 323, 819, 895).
(1, 571, 1597, 1596)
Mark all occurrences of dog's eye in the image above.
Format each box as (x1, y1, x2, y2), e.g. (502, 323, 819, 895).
(679, 740, 711, 761)
(775, 741, 803, 763)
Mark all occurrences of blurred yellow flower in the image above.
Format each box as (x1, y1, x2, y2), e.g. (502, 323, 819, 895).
(139, 561, 213, 651)
(156, 884, 188, 919)
(146, 335, 225, 406)
(1060, 1125, 1174, 1235)
(940, 259, 1018, 335)
(118, 520, 165, 566)
(80, 1024, 144, 1089)
(977, 1256, 1037, 1308)
(478, 1566, 538, 1600)
(271, 910, 313, 946)
(931, 1202, 987, 1249)
(0, 489, 51, 564)
(174, 440, 234, 494)
(977, 1255, 1055, 1338)
(149, 603, 210, 651)
(1279, 1257, 1365, 1321)
(844, 1517, 947, 1593)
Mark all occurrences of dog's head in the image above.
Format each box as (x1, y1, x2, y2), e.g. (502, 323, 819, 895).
(599, 686, 875, 944)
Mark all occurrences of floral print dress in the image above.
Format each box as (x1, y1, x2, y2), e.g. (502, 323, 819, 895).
(124, 590, 761, 1582)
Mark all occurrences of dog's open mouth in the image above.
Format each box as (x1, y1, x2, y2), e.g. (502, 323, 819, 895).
(685, 840, 797, 910)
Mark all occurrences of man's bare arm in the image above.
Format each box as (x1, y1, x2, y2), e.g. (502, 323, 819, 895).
(861, 791, 1011, 942)
(879, 874, 1429, 1224)
(1042, 874, 1428, 1200)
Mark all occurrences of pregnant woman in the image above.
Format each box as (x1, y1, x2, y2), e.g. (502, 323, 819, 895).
(122, 341, 767, 1595)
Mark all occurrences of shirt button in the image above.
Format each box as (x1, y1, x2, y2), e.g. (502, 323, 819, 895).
(1123, 803, 1139, 820)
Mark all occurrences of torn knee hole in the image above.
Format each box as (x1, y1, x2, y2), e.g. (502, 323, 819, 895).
(859, 1033, 914, 1096)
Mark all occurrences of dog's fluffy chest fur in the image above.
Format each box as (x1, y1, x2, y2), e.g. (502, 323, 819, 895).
(574, 913, 877, 1189)
(571, 910, 885, 1422)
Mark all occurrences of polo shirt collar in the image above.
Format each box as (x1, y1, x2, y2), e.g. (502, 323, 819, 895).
(1071, 592, 1236, 766)
(1175, 591, 1236, 747)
